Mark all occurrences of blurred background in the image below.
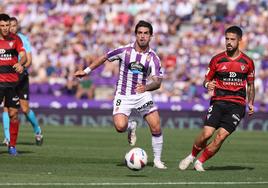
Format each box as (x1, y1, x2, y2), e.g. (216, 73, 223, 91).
(1, 0, 268, 128)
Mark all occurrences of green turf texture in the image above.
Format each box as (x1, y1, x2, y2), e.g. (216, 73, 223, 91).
(0, 125, 267, 188)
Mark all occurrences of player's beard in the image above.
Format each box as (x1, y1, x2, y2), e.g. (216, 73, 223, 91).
(226, 45, 238, 56)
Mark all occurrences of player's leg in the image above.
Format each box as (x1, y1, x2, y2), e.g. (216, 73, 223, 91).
(179, 102, 221, 170)
(0, 92, 9, 145)
(18, 75, 43, 145)
(143, 110, 167, 169)
(2, 106, 10, 145)
(113, 95, 136, 145)
(194, 127, 230, 171)
(20, 99, 43, 145)
(5, 87, 21, 155)
(179, 126, 215, 170)
(194, 103, 245, 171)
(127, 113, 139, 146)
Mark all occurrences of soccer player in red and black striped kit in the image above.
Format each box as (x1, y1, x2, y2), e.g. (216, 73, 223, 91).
(0, 13, 26, 155)
(179, 25, 255, 171)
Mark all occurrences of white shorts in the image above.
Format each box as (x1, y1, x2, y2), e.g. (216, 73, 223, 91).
(113, 92, 158, 117)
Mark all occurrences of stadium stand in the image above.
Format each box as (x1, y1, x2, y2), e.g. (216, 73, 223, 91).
(2, 0, 268, 111)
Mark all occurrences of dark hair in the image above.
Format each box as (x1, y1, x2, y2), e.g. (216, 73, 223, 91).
(225, 25, 243, 38)
(0, 13, 10, 22)
(10, 17, 18, 22)
(135, 20, 153, 35)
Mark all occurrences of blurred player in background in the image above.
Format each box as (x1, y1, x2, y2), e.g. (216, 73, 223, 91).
(0, 13, 26, 155)
(75, 20, 167, 169)
(2, 17, 43, 146)
(179, 26, 255, 171)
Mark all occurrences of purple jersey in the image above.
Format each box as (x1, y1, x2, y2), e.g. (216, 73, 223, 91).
(107, 43, 163, 95)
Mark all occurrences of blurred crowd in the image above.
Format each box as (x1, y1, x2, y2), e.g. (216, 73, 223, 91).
(1, 0, 268, 107)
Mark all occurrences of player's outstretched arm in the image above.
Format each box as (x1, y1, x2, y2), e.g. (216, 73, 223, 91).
(74, 55, 108, 78)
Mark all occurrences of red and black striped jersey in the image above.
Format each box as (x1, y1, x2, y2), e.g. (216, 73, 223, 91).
(0, 33, 25, 87)
(205, 51, 255, 106)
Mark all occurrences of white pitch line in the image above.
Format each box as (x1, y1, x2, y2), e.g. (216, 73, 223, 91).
(0, 182, 267, 186)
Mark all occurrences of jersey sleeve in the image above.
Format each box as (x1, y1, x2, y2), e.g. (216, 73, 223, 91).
(106, 46, 125, 61)
(23, 36, 32, 53)
(15, 35, 26, 53)
(247, 59, 255, 83)
(205, 57, 217, 80)
(149, 53, 163, 77)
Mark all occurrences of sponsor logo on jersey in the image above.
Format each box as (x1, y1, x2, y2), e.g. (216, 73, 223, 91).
(0, 49, 6, 54)
(128, 61, 145, 74)
(241, 65, 245, 71)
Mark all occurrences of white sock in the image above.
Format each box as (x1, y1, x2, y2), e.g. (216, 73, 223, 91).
(152, 134, 163, 162)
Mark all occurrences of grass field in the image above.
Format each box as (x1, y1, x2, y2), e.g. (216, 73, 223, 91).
(0, 125, 267, 188)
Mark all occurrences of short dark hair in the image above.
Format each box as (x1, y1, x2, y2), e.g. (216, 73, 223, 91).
(0, 13, 10, 22)
(225, 25, 243, 38)
(10, 17, 18, 22)
(135, 20, 153, 35)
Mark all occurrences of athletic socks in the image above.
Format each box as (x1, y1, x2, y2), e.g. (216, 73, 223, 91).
(198, 148, 214, 163)
(152, 133, 163, 162)
(191, 144, 202, 157)
(26, 110, 41, 134)
(2, 111, 10, 141)
(9, 120, 19, 147)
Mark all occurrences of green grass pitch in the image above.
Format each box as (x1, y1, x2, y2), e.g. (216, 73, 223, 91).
(0, 125, 267, 188)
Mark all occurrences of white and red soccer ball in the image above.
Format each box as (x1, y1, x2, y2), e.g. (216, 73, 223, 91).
(125, 147, 148, 170)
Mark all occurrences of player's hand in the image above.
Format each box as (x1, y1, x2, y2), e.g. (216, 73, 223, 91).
(207, 80, 216, 91)
(13, 63, 24, 74)
(248, 104, 254, 116)
(135, 83, 146, 93)
(74, 70, 86, 78)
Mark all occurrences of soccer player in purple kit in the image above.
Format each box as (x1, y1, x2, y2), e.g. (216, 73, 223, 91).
(75, 20, 167, 169)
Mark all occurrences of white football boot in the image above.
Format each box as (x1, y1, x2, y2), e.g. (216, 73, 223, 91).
(178, 154, 195, 170)
(194, 160, 205, 172)
(153, 159, 167, 169)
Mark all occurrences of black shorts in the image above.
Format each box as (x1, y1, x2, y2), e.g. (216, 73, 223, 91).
(0, 87, 20, 108)
(204, 101, 246, 133)
(16, 73, 29, 100)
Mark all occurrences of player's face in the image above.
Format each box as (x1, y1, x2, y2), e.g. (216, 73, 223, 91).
(0, 20, 10, 37)
(136, 27, 151, 49)
(9, 20, 18, 34)
(225, 32, 240, 53)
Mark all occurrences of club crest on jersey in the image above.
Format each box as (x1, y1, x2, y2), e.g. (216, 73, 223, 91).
(240, 65, 245, 71)
(9, 41, 14, 47)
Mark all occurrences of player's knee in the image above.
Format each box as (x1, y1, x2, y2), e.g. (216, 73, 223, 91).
(21, 108, 29, 114)
(202, 131, 213, 140)
(8, 110, 18, 121)
(114, 122, 127, 133)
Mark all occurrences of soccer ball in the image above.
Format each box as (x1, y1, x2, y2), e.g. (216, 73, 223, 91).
(125, 147, 148, 170)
